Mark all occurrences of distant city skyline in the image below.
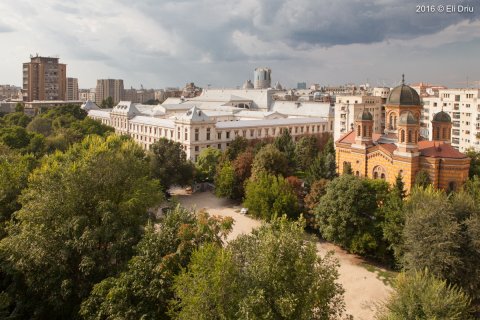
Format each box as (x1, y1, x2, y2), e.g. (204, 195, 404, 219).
(0, 0, 479, 89)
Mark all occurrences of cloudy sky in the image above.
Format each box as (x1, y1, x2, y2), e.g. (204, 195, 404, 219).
(0, 0, 479, 89)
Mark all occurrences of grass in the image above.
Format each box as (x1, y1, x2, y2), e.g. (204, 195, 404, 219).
(360, 262, 398, 287)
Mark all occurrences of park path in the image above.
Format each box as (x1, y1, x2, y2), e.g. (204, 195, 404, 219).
(172, 189, 392, 320)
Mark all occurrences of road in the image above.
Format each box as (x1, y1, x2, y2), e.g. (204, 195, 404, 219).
(173, 189, 392, 320)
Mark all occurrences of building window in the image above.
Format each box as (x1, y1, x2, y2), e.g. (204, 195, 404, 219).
(195, 128, 199, 141)
(357, 125, 361, 136)
(195, 146, 199, 152)
(218, 132, 222, 139)
(206, 128, 211, 140)
(226, 131, 230, 139)
(408, 130, 412, 143)
(373, 165, 387, 180)
(218, 144, 221, 149)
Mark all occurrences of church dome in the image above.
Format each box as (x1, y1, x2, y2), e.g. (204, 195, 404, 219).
(387, 76, 421, 106)
(398, 111, 418, 125)
(357, 109, 373, 121)
(432, 111, 451, 122)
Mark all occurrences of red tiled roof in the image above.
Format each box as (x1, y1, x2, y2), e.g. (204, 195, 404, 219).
(379, 144, 397, 154)
(336, 130, 381, 144)
(418, 141, 468, 159)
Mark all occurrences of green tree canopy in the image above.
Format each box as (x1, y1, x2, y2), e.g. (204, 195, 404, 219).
(294, 135, 319, 172)
(2, 112, 31, 128)
(80, 206, 233, 320)
(274, 128, 296, 167)
(243, 172, 299, 220)
(100, 96, 114, 109)
(251, 144, 289, 178)
(0, 135, 162, 318)
(196, 147, 221, 182)
(215, 160, 237, 199)
(376, 270, 473, 320)
(316, 175, 389, 258)
(172, 217, 345, 320)
(414, 169, 431, 188)
(465, 148, 480, 178)
(225, 136, 248, 161)
(149, 138, 195, 191)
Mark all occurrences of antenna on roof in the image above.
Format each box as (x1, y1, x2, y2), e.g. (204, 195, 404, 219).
(402, 74, 405, 85)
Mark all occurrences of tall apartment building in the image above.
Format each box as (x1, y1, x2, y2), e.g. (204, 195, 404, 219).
(0, 85, 21, 100)
(66, 77, 79, 101)
(334, 93, 387, 141)
(22, 55, 66, 102)
(95, 79, 124, 105)
(421, 89, 480, 152)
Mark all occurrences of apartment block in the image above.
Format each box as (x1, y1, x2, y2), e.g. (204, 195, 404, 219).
(422, 89, 480, 152)
(23, 55, 66, 102)
(95, 79, 124, 105)
(66, 77, 79, 101)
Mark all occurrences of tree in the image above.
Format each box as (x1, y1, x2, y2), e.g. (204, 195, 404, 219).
(225, 136, 248, 161)
(150, 138, 195, 191)
(14, 103, 24, 113)
(465, 148, 480, 178)
(274, 128, 296, 167)
(381, 185, 405, 265)
(243, 172, 299, 220)
(0, 126, 31, 150)
(172, 217, 345, 320)
(215, 160, 237, 199)
(2, 112, 31, 128)
(316, 175, 388, 258)
(402, 187, 461, 281)
(80, 206, 233, 320)
(26, 117, 52, 136)
(0, 146, 36, 238)
(376, 270, 473, 320)
(100, 96, 114, 109)
(0, 135, 162, 318)
(304, 179, 329, 228)
(251, 144, 289, 178)
(70, 117, 114, 137)
(232, 149, 254, 197)
(414, 169, 431, 188)
(393, 173, 406, 199)
(196, 147, 221, 182)
(295, 136, 319, 172)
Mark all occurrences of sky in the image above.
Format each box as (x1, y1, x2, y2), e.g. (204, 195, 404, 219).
(0, 0, 479, 89)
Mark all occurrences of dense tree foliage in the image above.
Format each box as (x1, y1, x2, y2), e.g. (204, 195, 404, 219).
(251, 144, 290, 178)
(376, 270, 473, 320)
(274, 128, 296, 167)
(466, 148, 480, 178)
(172, 217, 345, 320)
(196, 147, 221, 182)
(294, 135, 319, 171)
(304, 138, 336, 187)
(215, 160, 237, 199)
(414, 169, 431, 188)
(243, 172, 299, 220)
(402, 186, 480, 303)
(80, 206, 233, 320)
(316, 175, 390, 259)
(225, 136, 248, 161)
(149, 138, 195, 191)
(100, 96, 114, 109)
(0, 135, 162, 318)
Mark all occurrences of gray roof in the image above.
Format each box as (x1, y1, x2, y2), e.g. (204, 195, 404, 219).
(215, 117, 327, 129)
(357, 109, 373, 121)
(387, 80, 421, 106)
(432, 111, 451, 123)
(398, 111, 418, 125)
(129, 116, 175, 128)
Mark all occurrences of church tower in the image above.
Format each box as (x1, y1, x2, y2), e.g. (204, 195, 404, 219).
(353, 109, 374, 148)
(431, 110, 452, 143)
(396, 111, 419, 153)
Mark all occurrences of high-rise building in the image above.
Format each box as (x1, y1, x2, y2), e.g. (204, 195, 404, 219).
(22, 55, 67, 102)
(297, 82, 307, 90)
(66, 77, 79, 101)
(254, 67, 271, 89)
(95, 79, 124, 105)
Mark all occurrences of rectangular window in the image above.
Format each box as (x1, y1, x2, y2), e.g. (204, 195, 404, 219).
(195, 146, 199, 152)
(217, 132, 222, 139)
(218, 144, 221, 149)
(206, 128, 211, 140)
(226, 131, 230, 139)
(195, 128, 199, 141)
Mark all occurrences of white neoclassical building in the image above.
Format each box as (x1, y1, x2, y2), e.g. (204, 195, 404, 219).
(85, 88, 334, 161)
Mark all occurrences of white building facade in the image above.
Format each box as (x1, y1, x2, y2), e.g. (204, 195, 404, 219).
(421, 89, 480, 152)
(86, 88, 334, 161)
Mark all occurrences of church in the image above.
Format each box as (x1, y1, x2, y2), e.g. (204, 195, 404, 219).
(336, 77, 471, 193)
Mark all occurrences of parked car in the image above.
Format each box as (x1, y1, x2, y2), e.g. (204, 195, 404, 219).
(240, 208, 248, 215)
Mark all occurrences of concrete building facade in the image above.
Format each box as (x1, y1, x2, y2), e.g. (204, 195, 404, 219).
(95, 79, 124, 105)
(66, 77, 79, 101)
(254, 67, 272, 89)
(22, 56, 66, 102)
(421, 89, 480, 152)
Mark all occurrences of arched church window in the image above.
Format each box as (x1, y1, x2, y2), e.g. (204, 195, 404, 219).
(435, 127, 440, 140)
(400, 130, 405, 143)
(380, 173, 385, 180)
(408, 130, 412, 143)
(389, 114, 393, 129)
(373, 165, 387, 180)
(442, 127, 446, 140)
(393, 116, 397, 129)
(357, 125, 361, 136)
(415, 130, 418, 143)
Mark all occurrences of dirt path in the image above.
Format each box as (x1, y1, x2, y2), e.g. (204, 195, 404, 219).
(172, 189, 392, 319)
